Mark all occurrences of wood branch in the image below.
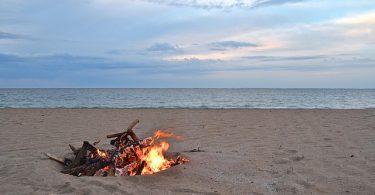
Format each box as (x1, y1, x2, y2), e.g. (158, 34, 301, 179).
(85, 141, 97, 152)
(43, 152, 65, 165)
(106, 119, 140, 139)
(123, 129, 140, 142)
(62, 156, 114, 176)
(67, 141, 97, 169)
(84, 160, 110, 176)
(61, 164, 87, 175)
(136, 161, 145, 175)
(69, 144, 80, 155)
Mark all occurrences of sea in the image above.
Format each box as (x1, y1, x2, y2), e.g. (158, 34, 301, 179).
(0, 88, 374, 109)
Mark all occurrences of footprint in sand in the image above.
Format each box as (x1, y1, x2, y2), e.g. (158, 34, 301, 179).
(286, 149, 297, 154)
(289, 156, 304, 162)
(274, 158, 290, 164)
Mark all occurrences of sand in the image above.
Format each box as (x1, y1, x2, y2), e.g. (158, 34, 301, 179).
(0, 109, 375, 194)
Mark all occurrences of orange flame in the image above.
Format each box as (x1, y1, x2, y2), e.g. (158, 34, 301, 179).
(153, 130, 182, 140)
(95, 130, 188, 176)
(134, 130, 185, 175)
(153, 130, 174, 139)
(96, 149, 108, 158)
(140, 141, 171, 174)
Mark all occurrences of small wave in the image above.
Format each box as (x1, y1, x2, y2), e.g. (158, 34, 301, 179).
(1, 88, 375, 109)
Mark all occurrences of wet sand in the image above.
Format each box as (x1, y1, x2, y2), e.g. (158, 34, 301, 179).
(0, 109, 374, 194)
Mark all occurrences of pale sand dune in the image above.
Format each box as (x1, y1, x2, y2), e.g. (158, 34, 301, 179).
(0, 109, 375, 194)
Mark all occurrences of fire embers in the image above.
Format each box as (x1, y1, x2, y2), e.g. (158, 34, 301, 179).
(56, 120, 189, 177)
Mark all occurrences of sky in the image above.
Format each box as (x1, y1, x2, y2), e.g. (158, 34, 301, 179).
(0, 0, 374, 88)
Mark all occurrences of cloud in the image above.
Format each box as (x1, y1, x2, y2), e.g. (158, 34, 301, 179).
(209, 41, 258, 50)
(0, 53, 189, 77)
(1, 0, 375, 88)
(165, 40, 260, 60)
(1, 51, 374, 88)
(254, 0, 305, 8)
(0, 53, 119, 71)
(334, 11, 375, 25)
(0, 32, 29, 40)
(243, 55, 328, 61)
(146, 42, 180, 52)
(142, 0, 305, 9)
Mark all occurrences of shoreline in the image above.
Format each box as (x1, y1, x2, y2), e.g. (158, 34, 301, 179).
(1, 108, 375, 110)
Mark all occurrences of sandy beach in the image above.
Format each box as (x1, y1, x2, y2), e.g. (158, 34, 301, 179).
(0, 108, 374, 194)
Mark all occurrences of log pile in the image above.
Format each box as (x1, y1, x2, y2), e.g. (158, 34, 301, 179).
(44, 119, 189, 177)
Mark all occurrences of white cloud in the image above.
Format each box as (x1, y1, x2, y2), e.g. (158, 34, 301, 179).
(334, 11, 375, 25)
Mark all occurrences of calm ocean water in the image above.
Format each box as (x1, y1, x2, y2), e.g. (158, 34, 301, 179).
(0, 88, 374, 109)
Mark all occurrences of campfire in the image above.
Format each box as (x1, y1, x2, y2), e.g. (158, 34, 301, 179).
(44, 119, 189, 176)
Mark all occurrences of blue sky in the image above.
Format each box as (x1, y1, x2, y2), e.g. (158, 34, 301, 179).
(0, 0, 374, 88)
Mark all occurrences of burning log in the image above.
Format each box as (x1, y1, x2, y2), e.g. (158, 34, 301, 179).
(136, 161, 146, 175)
(46, 119, 189, 177)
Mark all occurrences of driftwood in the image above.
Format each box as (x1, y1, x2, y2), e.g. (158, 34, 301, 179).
(62, 141, 110, 176)
(69, 141, 98, 155)
(43, 152, 65, 165)
(61, 164, 87, 175)
(106, 119, 140, 141)
(69, 144, 80, 155)
(83, 160, 110, 176)
(67, 141, 97, 169)
(61, 161, 108, 176)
